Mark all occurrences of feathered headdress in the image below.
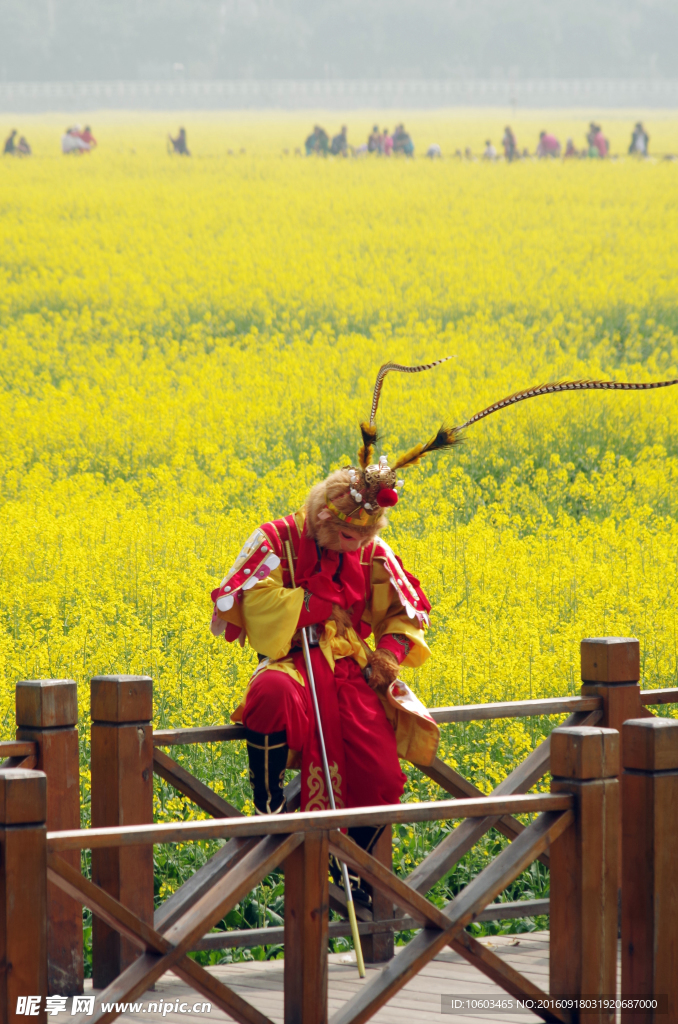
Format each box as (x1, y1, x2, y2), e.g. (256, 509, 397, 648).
(326, 360, 678, 526)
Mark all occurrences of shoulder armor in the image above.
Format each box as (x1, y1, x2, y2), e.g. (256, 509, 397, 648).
(211, 527, 281, 612)
(373, 538, 430, 627)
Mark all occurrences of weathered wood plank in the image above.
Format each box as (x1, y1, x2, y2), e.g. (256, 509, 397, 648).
(153, 747, 242, 818)
(48, 793, 573, 850)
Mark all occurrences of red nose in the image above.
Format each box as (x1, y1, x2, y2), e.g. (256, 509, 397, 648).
(376, 488, 398, 508)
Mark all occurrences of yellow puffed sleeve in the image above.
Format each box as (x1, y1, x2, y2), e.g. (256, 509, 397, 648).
(240, 565, 305, 660)
(366, 557, 430, 668)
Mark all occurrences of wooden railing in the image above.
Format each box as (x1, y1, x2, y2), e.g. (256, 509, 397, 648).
(2, 636, 677, 1024)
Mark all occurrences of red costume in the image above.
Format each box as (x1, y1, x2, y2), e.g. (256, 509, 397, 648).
(211, 510, 439, 812)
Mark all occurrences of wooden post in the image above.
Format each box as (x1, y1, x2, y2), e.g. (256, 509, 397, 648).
(0, 768, 47, 1024)
(580, 638, 652, 755)
(621, 718, 678, 1021)
(550, 726, 619, 1023)
(284, 831, 329, 1024)
(90, 676, 154, 990)
(361, 825, 394, 964)
(581, 637, 653, 890)
(15, 680, 83, 996)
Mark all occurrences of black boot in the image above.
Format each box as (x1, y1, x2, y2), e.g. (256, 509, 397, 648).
(348, 825, 386, 856)
(330, 826, 386, 908)
(244, 727, 288, 815)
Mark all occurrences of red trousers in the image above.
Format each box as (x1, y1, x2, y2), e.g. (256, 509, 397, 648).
(241, 648, 406, 811)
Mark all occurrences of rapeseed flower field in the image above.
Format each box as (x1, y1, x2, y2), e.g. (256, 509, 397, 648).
(2, 112, 678, 955)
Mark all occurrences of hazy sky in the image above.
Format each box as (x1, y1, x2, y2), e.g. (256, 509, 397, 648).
(2, 0, 676, 81)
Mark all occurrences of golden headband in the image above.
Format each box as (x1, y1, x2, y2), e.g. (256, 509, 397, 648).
(325, 496, 382, 527)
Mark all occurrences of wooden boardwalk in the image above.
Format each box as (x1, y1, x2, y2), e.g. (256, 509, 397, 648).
(52, 933, 551, 1024)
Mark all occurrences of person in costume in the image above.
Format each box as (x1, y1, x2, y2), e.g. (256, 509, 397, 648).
(210, 361, 678, 850)
(209, 361, 451, 865)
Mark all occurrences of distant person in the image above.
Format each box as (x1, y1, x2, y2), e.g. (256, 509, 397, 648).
(564, 138, 579, 159)
(16, 135, 31, 156)
(304, 125, 329, 156)
(592, 124, 608, 158)
(62, 126, 90, 154)
(502, 126, 517, 161)
(536, 130, 561, 158)
(3, 129, 17, 155)
(629, 122, 649, 156)
(367, 125, 381, 153)
(331, 125, 349, 157)
(426, 143, 442, 159)
(169, 127, 190, 155)
(483, 139, 497, 160)
(586, 122, 608, 158)
(79, 125, 97, 148)
(393, 124, 414, 157)
(382, 128, 393, 157)
(464, 146, 475, 160)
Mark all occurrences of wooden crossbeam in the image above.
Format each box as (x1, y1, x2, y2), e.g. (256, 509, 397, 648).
(59, 832, 301, 1024)
(640, 687, 678, 705)
(48, 853, 169, 953)
(0, 752, 37, 769)
(450, 931, 571, 1024)
(193, 898, 549, 950)
(415, 756, 550, 868)
(408, 707, 601, 895)
(153, 747, 243, 818)
(0, 740, 36, 758)
(0, 740, 38, 770)
(48, 792, 572, 851)
(429, 695, 601, 723)
(153, 724, 247, 745)
(329, 810, 573, 1024)
(283, 772, 302, 811)
(155, 837, 262, 932)
(50, 845, 274, 1024)
(329, 881, 374, 922)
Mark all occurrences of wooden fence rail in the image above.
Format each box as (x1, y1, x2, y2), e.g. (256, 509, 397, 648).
(1, 636, 678, 1023)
